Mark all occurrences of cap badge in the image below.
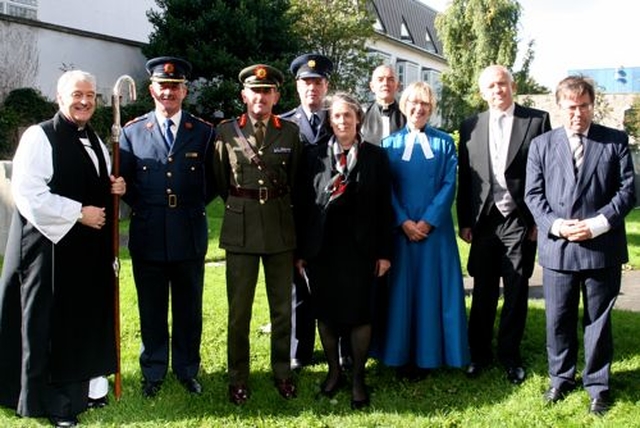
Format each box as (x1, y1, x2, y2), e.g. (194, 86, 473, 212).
(255, 66, 267, 80)
(164, 63, 175, 74)
(307, 59, 316, 69)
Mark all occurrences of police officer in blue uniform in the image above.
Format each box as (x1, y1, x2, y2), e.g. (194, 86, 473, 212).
(280, 53, 336, 371)
(119, 56, 216, 398)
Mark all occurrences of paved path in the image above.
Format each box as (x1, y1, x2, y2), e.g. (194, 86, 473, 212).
(463, 265, 640, 312)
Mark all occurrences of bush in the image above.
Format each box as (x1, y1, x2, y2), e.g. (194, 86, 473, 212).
(0, 88, 56, 159)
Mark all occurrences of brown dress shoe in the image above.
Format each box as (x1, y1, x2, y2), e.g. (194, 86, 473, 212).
(228, 384, 250, 405)
(275, 378, 297, 399)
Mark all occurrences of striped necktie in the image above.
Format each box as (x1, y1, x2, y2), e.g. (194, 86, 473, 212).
(571, 133, 584, 174)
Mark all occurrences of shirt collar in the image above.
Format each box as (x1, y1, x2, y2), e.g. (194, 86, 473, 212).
(155, 110, 182, 127)
(490, 103, 515, 121)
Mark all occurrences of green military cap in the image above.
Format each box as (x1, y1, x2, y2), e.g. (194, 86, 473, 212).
(238, 64, 284, 88)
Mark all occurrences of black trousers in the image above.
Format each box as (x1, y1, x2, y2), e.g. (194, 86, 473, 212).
(133, 258, 204, 382)
(467, 206, 535, 367)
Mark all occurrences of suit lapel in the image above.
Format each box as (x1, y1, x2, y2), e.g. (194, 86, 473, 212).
(475, 111, 492, 181)
(505, 105, 527, 168)
(552, 129, 578, 187)
(574, 132, 604, 198)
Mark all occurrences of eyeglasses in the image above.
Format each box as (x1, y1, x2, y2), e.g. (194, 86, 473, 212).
(560, 103, 593, 113)
(406, 99, 431, 107)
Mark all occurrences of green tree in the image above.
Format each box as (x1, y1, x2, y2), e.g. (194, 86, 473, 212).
(144, 0, 301, 119)
(623, 96, 640, 142)
(513, 40, 550, 97)
(287, 0, 376, 99)
(435, 0, 521, 129)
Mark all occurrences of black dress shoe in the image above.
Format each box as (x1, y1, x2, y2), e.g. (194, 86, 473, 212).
(506, 366, 526, 384)
(543, 384, 575, 404)
(142, 379, 162, 398)
(465, 362, 487, 378)
(275, 378, 297, 399)
(87, 395, 108, 409)
(228, 384, 250, 405)
(589, 395, 611, 416)
(179, 377, 203, 395)
(49, 416, 78, 427)
(350, 393, 370, 410)
(317, 374, 345, 399)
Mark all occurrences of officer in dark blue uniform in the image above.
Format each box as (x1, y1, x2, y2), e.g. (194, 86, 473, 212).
(119, 56, 216, 398)
(281, 53, 334, 146)
(281, 54, 345, 371)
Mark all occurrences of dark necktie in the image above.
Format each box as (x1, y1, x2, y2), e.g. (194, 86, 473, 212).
(164, 118, 174, 150)
(255, 121, 265, 147)
(310, 113, 320, 137)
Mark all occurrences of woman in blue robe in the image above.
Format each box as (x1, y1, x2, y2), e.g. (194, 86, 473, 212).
(374, 81, 469, 377)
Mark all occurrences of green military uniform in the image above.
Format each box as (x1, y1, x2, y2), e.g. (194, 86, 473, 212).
(214, 65, 302, 391)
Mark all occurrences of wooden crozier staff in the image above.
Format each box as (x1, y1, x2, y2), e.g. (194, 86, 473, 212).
(110, 75, 136, 400)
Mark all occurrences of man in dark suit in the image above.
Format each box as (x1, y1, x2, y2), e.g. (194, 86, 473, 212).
(119, 56, 216, 398)
(214, 64, 302, 405)
(280, 53, 333, 370)
(525, 75, 635, 415)
(361, 64, 406, 145)
(457, 65, 551, 384)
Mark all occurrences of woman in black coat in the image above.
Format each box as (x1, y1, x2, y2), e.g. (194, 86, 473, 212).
(294, 92, 393, 409)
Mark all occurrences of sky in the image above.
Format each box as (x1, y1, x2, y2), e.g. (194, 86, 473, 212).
(423, 0, 639, 89)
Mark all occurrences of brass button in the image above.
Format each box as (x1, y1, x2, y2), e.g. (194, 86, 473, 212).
(258, 150, 264, 155)
(166, 172, 172, 178)
(166, 188, 172, 194)
(258, 179, 264, 185)
(168, 156, 174, 162)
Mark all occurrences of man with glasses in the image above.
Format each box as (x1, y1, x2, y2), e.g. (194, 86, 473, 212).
(525, 75, 635, 415)
(457, 64, 551, 385)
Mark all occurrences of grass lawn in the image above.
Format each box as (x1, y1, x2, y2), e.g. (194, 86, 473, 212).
(1, 202, 640, 427)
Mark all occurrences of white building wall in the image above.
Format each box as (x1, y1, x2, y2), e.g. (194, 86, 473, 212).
(38, 0, 157, 43)
(36, 28, 148, 101)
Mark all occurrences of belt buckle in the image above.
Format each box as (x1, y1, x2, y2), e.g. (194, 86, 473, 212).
(168, 194, 177, 208)
(259, 187, 268, 204)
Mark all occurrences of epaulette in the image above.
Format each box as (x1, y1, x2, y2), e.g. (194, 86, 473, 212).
(124, 114, 149, 127)
(217, 118, 235, 126)
(190, 114, 214, 127)
(279, 108, 296, 119)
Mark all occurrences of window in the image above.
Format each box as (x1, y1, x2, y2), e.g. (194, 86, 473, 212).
(397, 62, 406, 88)
(400, 20, 413, 43)
(3, 0, 37, 19)
(424, 27, 436, 53)
(422, 68, 442, 95)
(373, 17, 384, 32)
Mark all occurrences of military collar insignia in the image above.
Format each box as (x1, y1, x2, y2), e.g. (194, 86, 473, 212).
(238, 114, 281, 129)
(185, 121, 193, 130)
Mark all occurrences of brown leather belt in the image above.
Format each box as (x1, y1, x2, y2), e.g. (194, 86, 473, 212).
(229, 186, 288, 204)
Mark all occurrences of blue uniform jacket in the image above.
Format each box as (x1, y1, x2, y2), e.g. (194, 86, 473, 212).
(119, 111, 216, 261)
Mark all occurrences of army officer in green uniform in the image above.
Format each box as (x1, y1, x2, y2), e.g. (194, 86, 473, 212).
(214, 64, 302, 405)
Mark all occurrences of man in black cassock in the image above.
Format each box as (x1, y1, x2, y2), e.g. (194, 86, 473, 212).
(0, 70, 125, 427)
